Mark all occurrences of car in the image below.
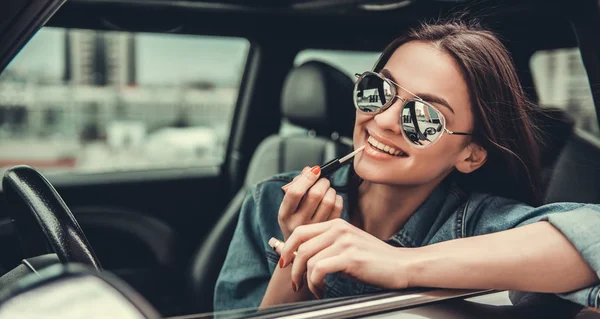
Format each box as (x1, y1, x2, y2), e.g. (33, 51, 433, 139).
(0, 0, 599, 318)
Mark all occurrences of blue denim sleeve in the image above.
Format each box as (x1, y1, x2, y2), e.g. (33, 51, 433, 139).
(465, 194, 600, 309)
(213, 185, 272, 312)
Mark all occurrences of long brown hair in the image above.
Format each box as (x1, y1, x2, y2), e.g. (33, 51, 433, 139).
(354, 20, 544, 206)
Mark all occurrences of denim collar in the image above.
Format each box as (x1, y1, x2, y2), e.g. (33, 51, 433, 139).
(388, 182, 450, 247)
(335, 165, 452, 248)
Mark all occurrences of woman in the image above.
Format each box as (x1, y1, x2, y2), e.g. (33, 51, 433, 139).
(214, 20, 600, 312)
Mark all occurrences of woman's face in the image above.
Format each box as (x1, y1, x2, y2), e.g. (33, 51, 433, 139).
(353, 41, 477, 186)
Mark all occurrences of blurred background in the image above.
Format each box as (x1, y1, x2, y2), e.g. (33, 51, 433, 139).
(0, 27, 597, 177)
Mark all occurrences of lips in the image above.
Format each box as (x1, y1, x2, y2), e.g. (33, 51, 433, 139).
(366, 134, 408, 157)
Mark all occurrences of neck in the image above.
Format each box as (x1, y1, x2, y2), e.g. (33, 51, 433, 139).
(353, 181, 440, 241)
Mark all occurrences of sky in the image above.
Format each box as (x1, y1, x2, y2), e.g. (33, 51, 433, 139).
(5, 27, 380, 86)
(7, 28, 65, 78)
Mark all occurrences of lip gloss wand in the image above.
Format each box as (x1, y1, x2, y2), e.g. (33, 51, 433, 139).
(319, 145, 365, 176)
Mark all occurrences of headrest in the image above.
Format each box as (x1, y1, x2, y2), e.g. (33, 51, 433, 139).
(281, 61, 355, 138)
(536, 107, 575, 168)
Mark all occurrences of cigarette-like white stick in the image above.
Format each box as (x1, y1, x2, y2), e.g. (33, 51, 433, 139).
(339, 145, 365, 164)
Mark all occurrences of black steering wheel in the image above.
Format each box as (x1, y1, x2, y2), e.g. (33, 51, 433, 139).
(1, 166, 101, 271)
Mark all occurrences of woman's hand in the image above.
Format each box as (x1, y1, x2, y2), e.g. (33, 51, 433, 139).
(274, 219, 415, 299)
(278, 166, 343, 241)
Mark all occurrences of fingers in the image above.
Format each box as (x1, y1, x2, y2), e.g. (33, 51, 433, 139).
(296, 178, 331, 220)
(330, 195, 343, 220)
(278, 166, 321, 220)
(290, 231, 337, 291)
(306, 255, 347, 299)
(280, 219, 343, 267)
(268, 237, 284, 255)
(281, 167, 309, 191)
(310, 188, 337, 222)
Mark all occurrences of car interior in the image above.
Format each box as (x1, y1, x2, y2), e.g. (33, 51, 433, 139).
(0, 0, 599, 318)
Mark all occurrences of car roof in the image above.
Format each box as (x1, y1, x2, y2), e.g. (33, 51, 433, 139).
(49, 0, 578, 52)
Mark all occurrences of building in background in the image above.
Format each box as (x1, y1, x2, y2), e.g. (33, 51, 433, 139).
(0, 29, 238, 172)
(65, 30, 136, 86)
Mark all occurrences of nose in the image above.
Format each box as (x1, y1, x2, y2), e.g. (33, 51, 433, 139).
(373, 97, 405, 135)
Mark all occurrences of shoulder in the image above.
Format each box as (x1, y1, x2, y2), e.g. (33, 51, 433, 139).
(241, 170, 300, 235)
(249, 170, 299, 204)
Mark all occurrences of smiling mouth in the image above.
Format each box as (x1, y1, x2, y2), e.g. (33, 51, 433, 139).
(367, 135, 407, 157)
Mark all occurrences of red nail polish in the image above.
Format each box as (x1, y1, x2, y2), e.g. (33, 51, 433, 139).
(278, 258, 284, 268)
(311, 166, 320, 175)
(292, 282, 297, 292)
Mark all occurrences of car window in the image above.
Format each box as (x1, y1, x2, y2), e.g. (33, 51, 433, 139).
(530, 48, 600, 138)
(282, 49, 380, 136)
(0, 28, 249, 175)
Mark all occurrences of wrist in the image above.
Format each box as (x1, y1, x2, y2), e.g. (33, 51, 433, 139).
(400, 246, 438, 289)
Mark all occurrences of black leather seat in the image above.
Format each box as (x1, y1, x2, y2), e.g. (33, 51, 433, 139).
(187, 61, 355, 313)
(535, 107, 576, 193)
(544, 126, 600, 205)
(528, 106, 600, 205)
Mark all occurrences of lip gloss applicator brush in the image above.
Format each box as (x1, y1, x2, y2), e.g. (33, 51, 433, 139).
(319, 145, 365, 176)
(281, 146, 365, 191)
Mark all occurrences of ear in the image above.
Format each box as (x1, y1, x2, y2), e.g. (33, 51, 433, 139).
(455, 143, 487, 174)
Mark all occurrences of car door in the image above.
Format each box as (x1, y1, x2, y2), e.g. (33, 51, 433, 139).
(0, 0, 65, 270)
(0, 2, 253, 316)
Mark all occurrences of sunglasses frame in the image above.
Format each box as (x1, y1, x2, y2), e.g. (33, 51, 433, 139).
(353, 71, 472, 149)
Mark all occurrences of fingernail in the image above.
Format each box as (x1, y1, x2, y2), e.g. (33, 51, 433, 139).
(278, 257, 284, 268)
(292, 281, 297, 292)
(314, 293, 320, 300)
(311, 166, 320, 175)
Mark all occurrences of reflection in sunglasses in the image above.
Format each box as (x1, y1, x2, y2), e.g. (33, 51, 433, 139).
(354, 72, 471, 148)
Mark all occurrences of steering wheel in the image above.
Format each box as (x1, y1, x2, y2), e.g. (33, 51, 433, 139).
(1, 165, 101, 274)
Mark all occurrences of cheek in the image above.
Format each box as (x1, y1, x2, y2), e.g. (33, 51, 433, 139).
(413, 138, 464, 166)
(353, 112, 371, 142)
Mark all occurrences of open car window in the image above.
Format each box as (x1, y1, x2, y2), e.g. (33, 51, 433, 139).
(530, 48, 600, 139)
(0, 28, 249, 176)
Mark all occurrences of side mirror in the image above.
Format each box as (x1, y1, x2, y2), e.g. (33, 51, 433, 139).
(0, 264, 160, 319)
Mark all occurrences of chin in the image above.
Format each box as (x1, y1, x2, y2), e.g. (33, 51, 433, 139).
(353, 162, 404, 185)
(353, 160, 449, 187)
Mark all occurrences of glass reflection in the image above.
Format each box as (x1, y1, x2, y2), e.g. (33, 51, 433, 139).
(355, 74, 392, 113)
(401, 101, 444, 146)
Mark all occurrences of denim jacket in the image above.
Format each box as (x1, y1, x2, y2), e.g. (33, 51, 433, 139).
(214, 165, 600, 311)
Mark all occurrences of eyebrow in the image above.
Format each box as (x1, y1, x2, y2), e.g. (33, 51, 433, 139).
(380, 69, 455, 114)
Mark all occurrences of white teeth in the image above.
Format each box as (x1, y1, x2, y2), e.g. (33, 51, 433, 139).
(367, 135, 403, 156)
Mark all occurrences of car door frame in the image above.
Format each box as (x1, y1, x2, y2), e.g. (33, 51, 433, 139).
(0, 0, 65, 73)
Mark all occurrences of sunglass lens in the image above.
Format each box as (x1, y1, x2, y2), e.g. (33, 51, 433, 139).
(401, 101, 444, 147)
(355, 74, 394, 113)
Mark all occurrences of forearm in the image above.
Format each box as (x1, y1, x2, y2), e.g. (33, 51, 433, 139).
(260, 265, 312, 309)
(408, 222, 599, 293)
